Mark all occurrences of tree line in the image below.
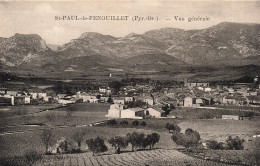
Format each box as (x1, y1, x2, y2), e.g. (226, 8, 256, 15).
(41, 128, 160, 156)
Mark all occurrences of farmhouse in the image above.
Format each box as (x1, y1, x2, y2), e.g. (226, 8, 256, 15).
(106, 105, 145, 119)
(146, 106, 165, 118)
(222, 115, 239, 120)
(0, 95, 14, 105)
(121, 108, 145, 119)
(185, 82, 209, 89)
(14, 96, 30, 105)
(113, 97, 125, 105)
(106, 104, 125, 118)
(6, 90, 18, 96)
(99, 87, 111, 94)
(222, 96, 247, 106)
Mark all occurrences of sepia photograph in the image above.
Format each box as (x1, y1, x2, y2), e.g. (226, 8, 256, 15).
(0, 0, 259, 165)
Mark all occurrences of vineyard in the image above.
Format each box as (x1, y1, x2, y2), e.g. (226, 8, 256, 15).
(36, 149, 228, 166)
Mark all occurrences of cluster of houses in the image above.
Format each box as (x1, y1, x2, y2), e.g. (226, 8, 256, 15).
(1, 76, 259, 112)
(0, 88, 58, 106)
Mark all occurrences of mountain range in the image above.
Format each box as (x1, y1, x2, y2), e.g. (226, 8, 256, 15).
(0, 22, 260, 81)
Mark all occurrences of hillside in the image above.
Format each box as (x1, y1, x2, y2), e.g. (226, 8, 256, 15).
(165, 22, 260, 65)
(0, 33, 55, 67)
(0, 22, 259, 81)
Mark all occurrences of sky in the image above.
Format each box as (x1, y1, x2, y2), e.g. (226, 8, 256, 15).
(0, 1, 260, 45)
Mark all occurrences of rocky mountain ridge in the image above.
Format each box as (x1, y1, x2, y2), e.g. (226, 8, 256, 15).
(0, 22, 259, 70)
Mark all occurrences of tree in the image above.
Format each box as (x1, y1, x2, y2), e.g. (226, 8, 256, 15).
(65, 105, 75, 125)
(109, 81, 122, 94)
(165, 123, 181, 133)
(126, 132, 145, 151)
(146, 133, 160, 149)
(226, 136, 245, 150)
(107, 95, 113, 103)
(73, 130, 85, 150)
(41, 128, 53, 154)
(108, 136, 128, 154)
(59, 138, 74, 154)
(171, 128, 201, 149)
(86, 137, 108, 156)
(96, 94, 101, 100)
(162, 104, 171, 115)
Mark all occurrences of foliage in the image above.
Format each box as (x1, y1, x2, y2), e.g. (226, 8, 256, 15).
(96, 94, 101, 99)
(127, 100, 147, 108)
(41, 128, 53, 154)
(126, 132, 145, 151)
(132, 120, 139, 126)
(120, 120, 129, 125)
(107, 95, 113, 103)
(140, 121, 147, 127)
(206, 140, 224, 150)
(146, 133, 160, 149)
(162, 104, 171, 116)
(58, 138, 74, 153)
(73, 130, 86, 149)
(109, 81, 122, 94)
(106, 119, 117, 126)
(226, 136, 245, 150)
(86, 137, 108, 156)
(165, 123, 181, 133)
(171, 128, 201, 149)
(108, 136, 128, 154)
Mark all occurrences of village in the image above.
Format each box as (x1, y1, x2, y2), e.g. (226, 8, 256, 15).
(0, 76, 259, 120)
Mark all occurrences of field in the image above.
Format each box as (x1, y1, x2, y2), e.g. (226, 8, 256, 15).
(0, 103, 110, 127)
(0, 103, 259, 165)
(35, 149, 228, 166)
(170, 107, 260, 119)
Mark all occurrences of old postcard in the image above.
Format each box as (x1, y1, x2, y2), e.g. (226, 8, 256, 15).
(0, 1, 259, 165)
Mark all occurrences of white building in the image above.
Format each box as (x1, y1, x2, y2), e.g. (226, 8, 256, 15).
(24, 96, 31, 104)
(106, 104, 124, 118)
(113, 97, 125, 105)
(121, 108, 144, 119)
(146, 107, 165, 118)
(144, 98, 154, 106)
(222, 115, 239, 120)
(0, 95, 14, 105)
(38, 93, 47, 98)
(184, 96, 194, 107)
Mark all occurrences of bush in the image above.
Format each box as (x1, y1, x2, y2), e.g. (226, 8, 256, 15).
(70, 148, 82, 154)
(107, 119, 117, 126)
(206, 140, 224, 150)
(172, 128, 201, 149)
(165, 123, 181, 133)
(120, 120, 129, 125)
(140, 121, 147, 127)
(226, 136, 245, 150)
(132, 120, 139, 126)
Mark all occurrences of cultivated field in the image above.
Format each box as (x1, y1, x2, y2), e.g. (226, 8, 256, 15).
(0, 103, 259, 165)
(36, 149, 228, 166)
